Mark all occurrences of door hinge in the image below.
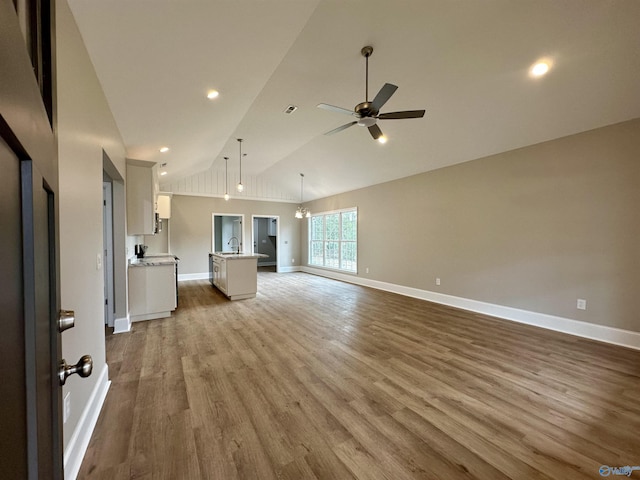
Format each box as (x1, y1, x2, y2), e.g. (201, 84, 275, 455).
(105, 299, 108, 306)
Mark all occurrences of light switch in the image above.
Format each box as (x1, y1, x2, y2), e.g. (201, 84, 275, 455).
(96, 253, 102, 270)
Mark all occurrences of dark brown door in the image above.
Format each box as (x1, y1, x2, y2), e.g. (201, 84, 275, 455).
(0, 0, 63, 478)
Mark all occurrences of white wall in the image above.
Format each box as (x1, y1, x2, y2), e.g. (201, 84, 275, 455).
(169, 195, 300, 276)
(56, 0, 127, 474)
(303, 119, 640, 334)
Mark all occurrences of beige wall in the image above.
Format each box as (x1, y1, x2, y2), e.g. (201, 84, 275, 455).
(170, 195, 301, 275)
(303, 119, 640, 332)
(57, 0, 127, 449)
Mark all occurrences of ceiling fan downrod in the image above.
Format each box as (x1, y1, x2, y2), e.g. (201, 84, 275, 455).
(362, 46, 373, 102)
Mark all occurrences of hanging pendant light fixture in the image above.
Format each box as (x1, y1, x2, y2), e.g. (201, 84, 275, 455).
(236, 138, 244, 192)
(295, 173, 310, 219)
(223, 156, 230, 201)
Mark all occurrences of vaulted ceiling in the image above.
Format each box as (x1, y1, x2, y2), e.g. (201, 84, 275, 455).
(68, 0, 640, 201)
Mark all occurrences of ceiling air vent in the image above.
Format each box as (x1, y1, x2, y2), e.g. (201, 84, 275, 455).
(284, 104, 298, 114)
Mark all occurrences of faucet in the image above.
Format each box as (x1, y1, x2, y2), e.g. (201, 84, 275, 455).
(227, 236, 240, 254)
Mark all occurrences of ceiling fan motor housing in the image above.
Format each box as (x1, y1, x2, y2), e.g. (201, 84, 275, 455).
(355, 101, 376, 118)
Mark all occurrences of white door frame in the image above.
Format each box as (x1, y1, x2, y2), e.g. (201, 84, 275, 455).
(103, 181, 115, 327)
(251, 214, 280, 272)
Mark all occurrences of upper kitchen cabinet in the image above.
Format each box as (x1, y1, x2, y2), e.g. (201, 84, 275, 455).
(156, 193, 171, 219)
(127, 159, 158, 235)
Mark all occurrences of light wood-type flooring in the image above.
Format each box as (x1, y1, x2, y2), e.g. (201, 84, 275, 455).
(79, 272, 640, 479)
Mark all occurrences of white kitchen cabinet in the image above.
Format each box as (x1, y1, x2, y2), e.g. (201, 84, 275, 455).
(126, 159, 158, 235)
(211, 255, 227, 293)
(210, 253, 263, 300)
(156, 193, 171, 219)
(268, 218, 277, 236)
(128, 264, 176, 321)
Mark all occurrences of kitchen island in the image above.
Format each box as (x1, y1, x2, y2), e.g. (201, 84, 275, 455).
(209, 252, 268, 300)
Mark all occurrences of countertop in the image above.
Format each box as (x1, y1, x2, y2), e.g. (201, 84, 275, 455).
(129, 254, 179, 267)
(209, 252, 269, 260)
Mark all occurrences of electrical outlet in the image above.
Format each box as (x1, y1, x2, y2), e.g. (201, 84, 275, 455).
(365, 267, 369, 274)
(292, 258, 295, 264)
(577, 299, 587, 310)
(436, 277, 441, 286)
(63, 392, 71, 423)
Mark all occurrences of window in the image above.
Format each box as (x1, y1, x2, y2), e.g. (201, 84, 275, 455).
(309, 208, 357, 273)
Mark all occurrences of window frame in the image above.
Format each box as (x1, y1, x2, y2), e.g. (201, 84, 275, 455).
(308, 207, 358, 274)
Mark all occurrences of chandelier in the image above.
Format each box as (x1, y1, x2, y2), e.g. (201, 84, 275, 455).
(295, 173, 310, 219)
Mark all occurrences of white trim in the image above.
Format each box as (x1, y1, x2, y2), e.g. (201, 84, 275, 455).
(131, 311, 172, 322)
(278, 266, 301, 273)
(308, 207, 358, 272)
(168, 191, 299, 204)
(302, 266, 640, 351)
(178, 272, 209, 281)
(251, 214, 280, 271)
(63, 364, 111, 480)
(112, 315, 131, 334)
(211, 212, 245, 254)
(180, 268, 302, 279)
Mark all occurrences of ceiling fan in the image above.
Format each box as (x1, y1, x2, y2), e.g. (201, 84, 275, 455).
(318, 46, 425, 142)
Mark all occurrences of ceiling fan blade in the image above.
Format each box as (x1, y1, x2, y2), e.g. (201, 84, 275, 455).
(368, 123, 383, 140)
(378, 109, 426, 120)
(317, 103, 355, 116)
(324, 121, 357, 136)
(370, 83, 398, 112)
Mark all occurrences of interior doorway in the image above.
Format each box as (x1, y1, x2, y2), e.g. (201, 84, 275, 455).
(212, 213, 244, 253)
(102, 177, 115, 327)
(252, 215, 279, 272)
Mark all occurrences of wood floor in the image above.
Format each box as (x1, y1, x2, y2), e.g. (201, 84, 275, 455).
(78, 272, 640, 479)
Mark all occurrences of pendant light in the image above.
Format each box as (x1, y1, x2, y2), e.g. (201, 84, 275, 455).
(236, 138, 244, 192)
(295, 173, 310, 219)
(223, 156, 230, 201)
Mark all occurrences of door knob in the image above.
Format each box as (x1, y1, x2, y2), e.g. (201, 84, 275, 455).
(58, 309, 75, 332)
(58, 355, 93, 386)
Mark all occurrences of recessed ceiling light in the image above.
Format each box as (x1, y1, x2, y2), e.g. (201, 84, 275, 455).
(530, 61, 551, 77)
(377, 135, 387, 144)
(207, 89, 219, 99)
(159, 147, 169, 153)
(160, 171, 168, 176)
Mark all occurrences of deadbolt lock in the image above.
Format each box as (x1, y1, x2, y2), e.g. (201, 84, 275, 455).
(58, 310, 75, 333)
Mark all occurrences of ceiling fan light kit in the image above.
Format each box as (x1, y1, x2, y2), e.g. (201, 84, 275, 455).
(317, 45, 426, 141)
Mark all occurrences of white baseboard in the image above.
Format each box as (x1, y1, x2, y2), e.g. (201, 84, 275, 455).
(178, 268, 303, 279)
(278, 266, 301, 273)
(301, 266, 640, 351)
(113, 315, 130, 334)
(64, 364, 111, 480)
(178, 272, 209, 281)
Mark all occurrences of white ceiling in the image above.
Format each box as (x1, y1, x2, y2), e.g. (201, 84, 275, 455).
(68, 0, 640, 201)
